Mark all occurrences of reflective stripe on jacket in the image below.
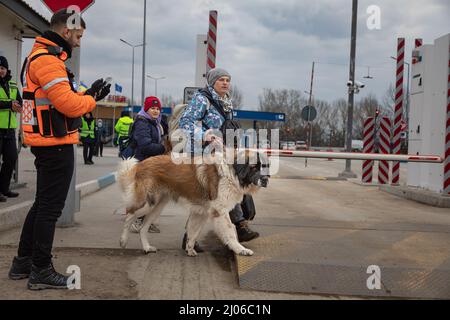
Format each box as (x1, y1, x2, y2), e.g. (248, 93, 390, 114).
(0, 80, 18, 129)
(80, 118, 95, 139)
(115, 116, 133, 139)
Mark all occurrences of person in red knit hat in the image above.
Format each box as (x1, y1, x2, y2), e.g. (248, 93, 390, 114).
(129, 96, 168, 233)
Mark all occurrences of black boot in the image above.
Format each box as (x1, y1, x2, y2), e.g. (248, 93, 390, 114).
(8, 256, 32, 280)
(182, 233, 204, 253)
(236, 221, 259, 242)
(28, 264, 70, 290)
(0, 193, 6, 202)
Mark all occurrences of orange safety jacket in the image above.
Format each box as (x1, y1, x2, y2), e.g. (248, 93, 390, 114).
(21, 36, 96, 147)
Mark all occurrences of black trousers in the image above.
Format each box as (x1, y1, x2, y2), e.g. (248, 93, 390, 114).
(0, 131, 18, 194)
(94, 141, 104, 157)
(82, 141, 95, 163)
(18, 145, 74, 267)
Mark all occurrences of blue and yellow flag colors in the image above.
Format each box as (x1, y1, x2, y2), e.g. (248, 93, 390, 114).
(79, 81, 88, 93)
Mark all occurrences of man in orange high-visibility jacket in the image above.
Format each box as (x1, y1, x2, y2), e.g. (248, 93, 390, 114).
(8, 9, 111, 290)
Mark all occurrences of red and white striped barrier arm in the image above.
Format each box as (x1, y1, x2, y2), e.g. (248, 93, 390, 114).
(206, 10, 217, 73)
(379, 117, 392, 184)
(250, 149, 443, 163)
(444, 43, 450, 195)
(392, 38, 405, 185)
(362, 117, 375, 183)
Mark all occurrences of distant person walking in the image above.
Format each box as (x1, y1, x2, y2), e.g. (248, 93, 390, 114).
(115, 110, 133, 157)
(94, 119, 107, 157)
(80, 112, 96, 164)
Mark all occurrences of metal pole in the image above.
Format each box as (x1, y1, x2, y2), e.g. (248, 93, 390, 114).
(305, 62, 315, 167)
(141, 0, 147, 106)
(58, 47, 81, 227)
(131, 45, 135, 112)
(405, 61, 410, 128)
(340, 0, 358, 179)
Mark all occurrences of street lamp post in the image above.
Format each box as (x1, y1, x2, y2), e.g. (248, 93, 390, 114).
(147, 75, 166, 96)
(120, 39, 144, 113)
(141, 0, 147, 107)
(340, 0, 359, 179)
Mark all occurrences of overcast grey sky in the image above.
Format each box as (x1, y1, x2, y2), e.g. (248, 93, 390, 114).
(23, 0, 449, 109)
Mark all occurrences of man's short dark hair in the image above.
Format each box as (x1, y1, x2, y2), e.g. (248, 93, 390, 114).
(50, 8, 86, 30)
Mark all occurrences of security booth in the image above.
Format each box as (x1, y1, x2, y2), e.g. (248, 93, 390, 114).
(408, 33, 450, 195)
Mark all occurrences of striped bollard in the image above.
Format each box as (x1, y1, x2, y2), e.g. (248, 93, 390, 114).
(444, 43, 450, 195)
(362, 117, 375, 183)
(378, 117, 392, 184)
(206, 10, 218, 73)
(392, 38, 405, 185)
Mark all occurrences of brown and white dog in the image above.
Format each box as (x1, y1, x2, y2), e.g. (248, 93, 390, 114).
(117, 150, 269, 256)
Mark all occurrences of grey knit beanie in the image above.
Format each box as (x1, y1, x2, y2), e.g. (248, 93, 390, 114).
(206, 68, 231, 86)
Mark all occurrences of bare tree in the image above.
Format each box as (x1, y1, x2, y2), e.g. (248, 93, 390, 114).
(354, 94, 379, 139)
(229, 85, 243, 109)
(381, 83, 395, 118)
(160, 94, 183, 108)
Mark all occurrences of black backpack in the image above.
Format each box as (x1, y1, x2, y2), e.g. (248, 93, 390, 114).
(120, 118, 139, 159)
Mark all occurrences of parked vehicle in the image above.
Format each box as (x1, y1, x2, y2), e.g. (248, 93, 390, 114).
(295, 140, 308, 150)
(287, 141, 296, 150)
(351, 140, 364, 152)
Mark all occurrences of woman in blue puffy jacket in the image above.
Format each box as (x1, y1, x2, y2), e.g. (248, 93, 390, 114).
(133, 96, 166, 161)
(130, 96, 167, 233)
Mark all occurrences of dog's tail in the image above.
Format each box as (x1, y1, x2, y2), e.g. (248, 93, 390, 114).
(117, 157, 139, 205)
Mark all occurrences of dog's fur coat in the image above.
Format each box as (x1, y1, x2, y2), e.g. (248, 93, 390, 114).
(117, 153, 265, 256)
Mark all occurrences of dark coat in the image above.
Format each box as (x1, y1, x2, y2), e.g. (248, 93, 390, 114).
(133, 116, 165, 161)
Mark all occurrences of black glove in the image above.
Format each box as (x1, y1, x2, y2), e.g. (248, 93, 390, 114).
(96, 83, 111, 101)
(85, 79, 105, 100)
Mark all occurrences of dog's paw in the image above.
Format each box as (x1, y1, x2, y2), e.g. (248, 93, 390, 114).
(238, 248, 254, 256)
(186, 249, 197, 257)
(143, 245, 157, 254)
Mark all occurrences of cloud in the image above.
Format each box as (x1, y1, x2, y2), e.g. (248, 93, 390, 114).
(22, 0, 450, 109)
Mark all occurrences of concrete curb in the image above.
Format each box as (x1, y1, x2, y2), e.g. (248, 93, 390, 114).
(379, 185, 450, 208)
(0, 172, 117, 232)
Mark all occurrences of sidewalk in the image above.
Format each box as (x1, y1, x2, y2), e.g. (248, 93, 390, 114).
(0, 147, 121, 231)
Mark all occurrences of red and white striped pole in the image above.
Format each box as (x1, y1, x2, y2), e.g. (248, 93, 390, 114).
(379, 117, 392, 184)
(413, 38, 423, 64)
(392, 38, 405, 185)
(362, 117, 375, 183)
(415, 38, 423, 48)
(444, 43, 450, 195)
(206, 10, 218, 73)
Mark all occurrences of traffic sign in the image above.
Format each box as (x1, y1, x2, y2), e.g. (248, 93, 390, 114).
(183, 87, 202, 104)
(301, 105, 317, 122)
(41, 0, 95, 13)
